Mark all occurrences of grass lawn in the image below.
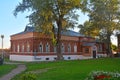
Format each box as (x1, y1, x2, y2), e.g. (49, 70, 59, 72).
(12, 58, 120, 80)
(0, 64, 16, 77)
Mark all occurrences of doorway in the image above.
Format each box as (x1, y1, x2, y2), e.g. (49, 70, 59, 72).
(93, 50, 96, 58)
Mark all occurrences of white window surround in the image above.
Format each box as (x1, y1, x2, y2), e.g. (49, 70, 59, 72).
(46, 42, 50, 52)
(54, 46, 57, 53)
(61, 43, 65, 53)
(39, 42, 43, 52)
(17, 44, 20, 52)
(68, 44, 71, 52)
(27, 43, 30, 52)
(22, 45, 24, 52)
(98, 44, 102, 52)
(13, 44, 15, 52)
(74, 45, 77, 53)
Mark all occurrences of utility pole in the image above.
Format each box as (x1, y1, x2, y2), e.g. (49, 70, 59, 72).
(1, 35, 4, 59)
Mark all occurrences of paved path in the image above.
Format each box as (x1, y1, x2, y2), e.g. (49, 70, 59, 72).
(0, 64, 26, 80)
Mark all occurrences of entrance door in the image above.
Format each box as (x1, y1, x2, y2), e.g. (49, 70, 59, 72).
(93, 50, 96, 58)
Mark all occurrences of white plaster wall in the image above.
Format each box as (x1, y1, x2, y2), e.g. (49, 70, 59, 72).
(10, 55, 34, 62)
(63, 55, 79, 60)
(97, 54, 107, 58)
(10, 54, 93, 62)
(34, 55, 57, 61)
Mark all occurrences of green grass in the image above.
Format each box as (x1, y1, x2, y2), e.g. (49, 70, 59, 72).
(0, 64, 16, 77)
(12, 58, 120, 80)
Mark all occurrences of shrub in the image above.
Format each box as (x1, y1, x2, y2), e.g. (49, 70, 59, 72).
(85, 71, 120, 80)
(20, 72, 37, 80)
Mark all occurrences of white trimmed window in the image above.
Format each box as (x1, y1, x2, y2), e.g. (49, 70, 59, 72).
(61, 43, 65, 53)
(54, 46, 57, 53)
(13, 44, 15, 52)
(84, 48, 89, 53)
(39, 43, 43, 52)
(27, 43, 30, 52)
(46, 43, 50, 52)
(74, 45, 77, 53)
(17, 44, 20, 52)
(68, 44, 71, 52)
(22, 45, 24, 52)
(98, 44, 102, 52)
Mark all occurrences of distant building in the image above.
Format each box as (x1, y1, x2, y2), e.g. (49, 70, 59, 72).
(10, 26, 107, 61)
(0, 49, 10, 58)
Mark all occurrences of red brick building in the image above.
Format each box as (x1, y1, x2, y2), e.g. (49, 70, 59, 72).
(10, 26, 107, 61)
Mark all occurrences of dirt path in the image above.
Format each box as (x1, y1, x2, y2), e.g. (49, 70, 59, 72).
(0, 64, 26, 80)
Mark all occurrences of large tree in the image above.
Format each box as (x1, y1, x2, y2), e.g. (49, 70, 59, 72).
(79, 0, 120, 57)
(79, 21, 99, 37)
(14, 0, 85, 60)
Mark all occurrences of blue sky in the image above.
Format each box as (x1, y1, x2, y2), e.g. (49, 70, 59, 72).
(0, 0, 117, 49)
(0, 0, 30, 48)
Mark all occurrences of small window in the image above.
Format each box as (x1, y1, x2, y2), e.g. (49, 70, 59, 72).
(68, 44, 71, 52)
(13, 44, 15, 52)
(46, 58, 49, 60)
(84, 48, 89, 53)
(39, 43, 43, 52)
(46, 43, 50, 52)
(61, 43, 64, 53)
(17, 44, 20, 52)
(54, 46, 57, 53)
(68, 57, 71, 59)
(98, 44, 102, 52)
(74, 45, 77, 53)
(54, 57, 57, 60)
(27, 43, 30, 52)
(22, 45, 24, 52)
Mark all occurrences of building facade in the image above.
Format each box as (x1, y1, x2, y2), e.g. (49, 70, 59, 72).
(10, 26, 107, 61)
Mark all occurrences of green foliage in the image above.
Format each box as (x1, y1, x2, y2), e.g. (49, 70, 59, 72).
(81, 0, 120, 38)
(79, 21, 99, 37)
(111, 44, 117, 51)
(79, 0, 120, 56)
(20, 72, 37, 80)
(14, 0, 84, 32)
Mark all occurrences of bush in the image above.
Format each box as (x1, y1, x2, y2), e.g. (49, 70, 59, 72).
(85, 71, 120, 80)
(20, 72, 37, 80)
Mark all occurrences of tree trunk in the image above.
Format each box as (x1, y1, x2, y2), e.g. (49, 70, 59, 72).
(106, 34, 113, 57)
(56, 16, 63, 60)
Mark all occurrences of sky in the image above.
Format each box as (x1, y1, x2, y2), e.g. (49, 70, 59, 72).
(0, 0, 117, 49)
(0, 0, 30, 49)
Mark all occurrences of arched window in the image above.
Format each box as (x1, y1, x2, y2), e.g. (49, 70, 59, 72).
(84, 48, 89, 53)
(17, 44, 20, 52)
(22, 45, 24, 52)
(74, 44, 77, 53)
(61, 43, 64, 53)
(13, 44, 15, 52)
(46, 43, 50, 52)
(98, 44, 102, 52)
(54, 46, 57, 53)
(39, 43, 43, 52)
(68, 44, 71, 52)
(27, 43, 30, 52)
